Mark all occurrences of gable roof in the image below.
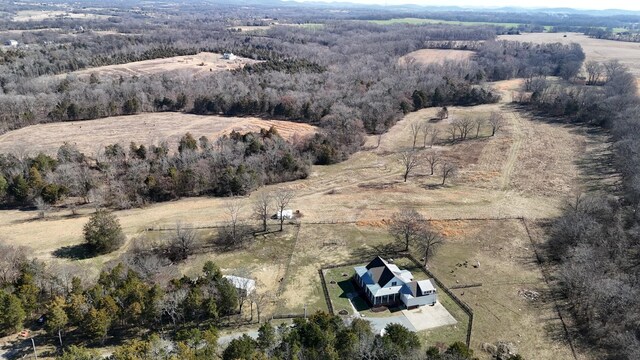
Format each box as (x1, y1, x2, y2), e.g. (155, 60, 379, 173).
(366, 256, 387, 270)
(369, 266, 396, 288)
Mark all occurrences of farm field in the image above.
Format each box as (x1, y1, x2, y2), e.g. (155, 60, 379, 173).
(228, 23, 323, 32)
(61, 52, 258, 79)
(370, 18, 522, 27)
(12, 10, 111, 22)
(498, 32, 640, 81)
(400, 49, 475, 65)
(0, 113, 316, 155)
(0, 79, 606, 359)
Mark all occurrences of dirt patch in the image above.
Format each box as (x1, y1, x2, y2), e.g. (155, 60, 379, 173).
(0, 113, 317, 156)
(400, 49, 475, 66)
(429, 220, 469, 237)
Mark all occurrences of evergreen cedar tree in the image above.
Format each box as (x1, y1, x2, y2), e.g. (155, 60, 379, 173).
(83, 210, 126, 254)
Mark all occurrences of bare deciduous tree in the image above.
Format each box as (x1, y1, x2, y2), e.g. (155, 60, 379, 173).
(441, 161, 458, 185)
(421, 123, 432, 149)
(249, 292, 270, 323)
(168, 222, 197, 262)
(399, 150, 420, 182)
(447, 124, 457, 142)
(0, 242, 28, 284)
(253, 191, 272, 233)
(415, 228, 444, 266)
(410, 122, 422, 150)
(585, 60, 603, 85)
(228, 197, 243, 236)
(161, 288, 188, 326)
(488, 112, 505, 136)
(389, 208, 425, 251)
(424, 151, 441, 176)
(474, 117, 484, 138)
(273, 188, 294, 231)
(453, 116, 474, 140)
(34, 196, 49, 219)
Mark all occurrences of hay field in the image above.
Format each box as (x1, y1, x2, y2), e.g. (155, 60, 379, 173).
(498, 32, 640, 81)
(400, 49, 475, 65)
(65, 52, 258, 79)
(13, 10, 111, 22)
(0, 113, 316, 156)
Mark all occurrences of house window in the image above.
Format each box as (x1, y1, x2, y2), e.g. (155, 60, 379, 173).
(391, 281, 397, 286)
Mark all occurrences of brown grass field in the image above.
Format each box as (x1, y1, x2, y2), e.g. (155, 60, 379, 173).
(400, 49, 475, 65)
(0, 79, 609, 359)
(0, 113, 317, 155)
(498, 32, 640, 83)
(62, 52, 258, 79)
(12, 10, 111, 22)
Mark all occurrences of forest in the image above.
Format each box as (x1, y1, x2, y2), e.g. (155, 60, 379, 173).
(0, 15, 584, 209)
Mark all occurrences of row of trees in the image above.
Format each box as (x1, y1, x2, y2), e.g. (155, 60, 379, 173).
(0, 128, 309, 209)
(55, 313, 490, 360)
(536, 60, 640, 358)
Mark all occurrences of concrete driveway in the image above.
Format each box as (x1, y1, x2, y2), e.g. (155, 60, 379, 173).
(364, 314, 417, 334)
(402, 302, 457, 331)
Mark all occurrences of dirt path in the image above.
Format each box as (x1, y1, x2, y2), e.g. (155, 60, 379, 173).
(500, 111, 524, 190)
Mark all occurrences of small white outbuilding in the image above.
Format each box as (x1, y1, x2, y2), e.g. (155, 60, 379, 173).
(275, 209, 294, 220)
(223, 52, 237, 60)
(223, 275, 256, 296)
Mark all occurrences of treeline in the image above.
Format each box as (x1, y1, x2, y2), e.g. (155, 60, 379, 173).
(0, 252, 238, 351)
(582, 27, 640, 42)
(476, 41, 584, 81)
(517, 62, 640, 358)
(0, 128, 311, 209)
(517, 59, 636, 126)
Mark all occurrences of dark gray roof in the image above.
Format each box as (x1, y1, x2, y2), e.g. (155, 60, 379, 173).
(367, 257, 396, 287)
(366, 256, 387, 270)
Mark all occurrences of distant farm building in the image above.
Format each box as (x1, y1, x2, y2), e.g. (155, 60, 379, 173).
(354, 256, 437, 309)
(223, 52, 237, 60)
(223, 275, 256, 296)
(4, 40, 18, 47)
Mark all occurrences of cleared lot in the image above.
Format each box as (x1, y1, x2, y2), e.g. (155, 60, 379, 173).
(400, 49, 475, 65)
(64, 52, 259, 79)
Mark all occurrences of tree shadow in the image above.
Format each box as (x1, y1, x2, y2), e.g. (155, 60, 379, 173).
(52, 243, 95, 260)
(350, 242, 400, 260)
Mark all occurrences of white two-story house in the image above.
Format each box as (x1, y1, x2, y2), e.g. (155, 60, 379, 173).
(353, 256, 437, 309)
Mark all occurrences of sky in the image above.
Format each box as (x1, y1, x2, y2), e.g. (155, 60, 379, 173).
(293, 0, 640, 11)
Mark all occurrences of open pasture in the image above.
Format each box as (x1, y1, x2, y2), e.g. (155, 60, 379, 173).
(370, 18, 523, 28)
(0, 113, 316, 156)
(13, 10, 112, 22)
(65, 52, 258, 79)
(400, 49, 476, 65)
